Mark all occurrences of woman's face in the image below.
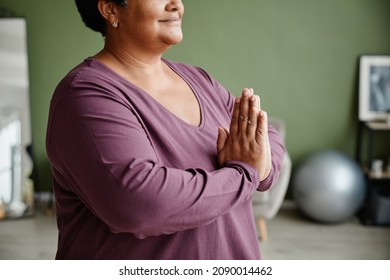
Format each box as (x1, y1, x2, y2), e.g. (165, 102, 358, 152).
(115, 0, 184, 51)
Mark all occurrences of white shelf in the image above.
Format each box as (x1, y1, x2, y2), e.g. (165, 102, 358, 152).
(366, 121, 390, 131)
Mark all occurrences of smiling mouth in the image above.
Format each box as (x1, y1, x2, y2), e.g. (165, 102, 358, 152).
(159, 18, 181, 23)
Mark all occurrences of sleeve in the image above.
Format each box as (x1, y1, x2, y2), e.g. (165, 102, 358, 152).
(46, 78, 260, 239)
(205, 71, 286, 192)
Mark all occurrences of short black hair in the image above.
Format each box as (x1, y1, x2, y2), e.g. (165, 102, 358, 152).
(75, 0, 128, 37)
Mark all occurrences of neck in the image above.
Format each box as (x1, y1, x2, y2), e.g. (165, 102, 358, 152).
(96, 36, 171, 75)
(93, 39, 175, 90)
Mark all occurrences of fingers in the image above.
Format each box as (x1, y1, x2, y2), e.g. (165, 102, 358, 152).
(256, 95, 261, 111)
(255, 110, 268, 145)
(246, 94, 259, 136)
(230, 88, 261, 137)
(237, 89, 251, 135)
(230, 88, 251, 135)
(229, 97, 241, 136)
(217, 127, 228, 153)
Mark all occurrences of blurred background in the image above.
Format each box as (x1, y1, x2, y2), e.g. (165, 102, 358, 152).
(0, 0, 389, 260)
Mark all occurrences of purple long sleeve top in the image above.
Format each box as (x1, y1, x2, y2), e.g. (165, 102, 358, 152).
(46, 58, 285, 260)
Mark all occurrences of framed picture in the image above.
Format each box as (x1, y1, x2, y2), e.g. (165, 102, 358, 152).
(359, 55, 390, 121)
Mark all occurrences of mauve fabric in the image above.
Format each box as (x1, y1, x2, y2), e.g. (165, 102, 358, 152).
(46, 58, 285, 260)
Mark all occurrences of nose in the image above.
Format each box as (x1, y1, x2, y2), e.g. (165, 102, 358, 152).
(166, 0, 184, 12)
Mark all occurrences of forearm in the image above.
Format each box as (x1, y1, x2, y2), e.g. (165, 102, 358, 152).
(80, 159, 259, 238)
(51, 152, 259, 239)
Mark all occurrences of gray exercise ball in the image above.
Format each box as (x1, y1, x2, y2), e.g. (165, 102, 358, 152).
(292, 150, 366, 223)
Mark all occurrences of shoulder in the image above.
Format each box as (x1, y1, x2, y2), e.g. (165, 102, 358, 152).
(52, 58, 128, 102)
(58, 58, 116, 89)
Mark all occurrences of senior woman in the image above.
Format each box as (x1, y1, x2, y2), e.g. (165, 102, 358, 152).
(46, 0, 285, 260)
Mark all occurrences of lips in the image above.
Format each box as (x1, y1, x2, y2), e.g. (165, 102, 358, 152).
(159, 17, 181, 23)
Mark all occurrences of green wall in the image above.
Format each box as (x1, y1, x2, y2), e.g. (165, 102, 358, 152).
(1, 0, 389, 191)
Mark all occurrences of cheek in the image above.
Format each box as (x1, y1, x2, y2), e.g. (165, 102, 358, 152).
(139, 2, 162, 20)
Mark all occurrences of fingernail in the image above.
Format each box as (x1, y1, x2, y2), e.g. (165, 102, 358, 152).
(242, 89, 249, 97)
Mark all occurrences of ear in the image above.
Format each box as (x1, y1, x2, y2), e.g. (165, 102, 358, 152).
(97, 0, 118, 25)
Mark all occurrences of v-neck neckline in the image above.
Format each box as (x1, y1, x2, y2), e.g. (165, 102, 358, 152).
(88, 57, 205, 130)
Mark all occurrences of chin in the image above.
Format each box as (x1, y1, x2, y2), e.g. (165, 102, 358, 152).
(163, 33, 183, 46)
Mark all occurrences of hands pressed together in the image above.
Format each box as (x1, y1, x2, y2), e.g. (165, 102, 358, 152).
(217, 88, 272, 181)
